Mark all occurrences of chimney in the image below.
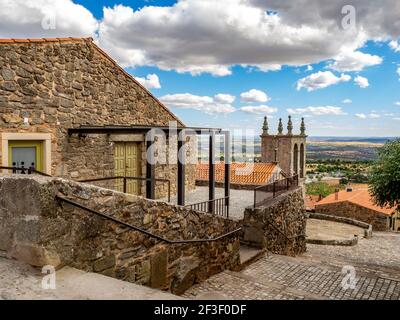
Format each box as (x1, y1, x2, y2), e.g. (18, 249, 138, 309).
(335, 188, 340, 200)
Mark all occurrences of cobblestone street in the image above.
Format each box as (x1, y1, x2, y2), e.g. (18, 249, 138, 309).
(184, 232, 400, 300)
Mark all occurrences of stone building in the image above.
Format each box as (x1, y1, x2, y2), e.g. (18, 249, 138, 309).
(0, 37, 195, 198)
(261, 116, 307, 178)
(315, 188, 399, 231)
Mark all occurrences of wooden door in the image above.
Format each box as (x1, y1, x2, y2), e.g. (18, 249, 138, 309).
(114, 142, 141, 194)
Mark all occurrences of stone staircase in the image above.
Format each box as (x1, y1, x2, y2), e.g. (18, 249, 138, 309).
(236, 245, 266, 271)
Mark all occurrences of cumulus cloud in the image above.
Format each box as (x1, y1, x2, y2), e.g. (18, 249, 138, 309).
(2, 0, 400, 76)
(395, 101, 400, 106)
(239, 105, 277, 115)
(356, 113, 381, 119)
(354, 75, 369, 88)
(134, 74, 161, 89)
(240, 89, 270, 103)
(296, 71, 351, 91)
(287, 106, 346, 116)
(159, 93, 236, 114)
(0, 0, 97, 38)
(95, 0, 400, 75)
(214, 94, 236, 104)
(389, 40, 400, 52)
(328, 51, 382, 72)
(342, 99, 352, 104)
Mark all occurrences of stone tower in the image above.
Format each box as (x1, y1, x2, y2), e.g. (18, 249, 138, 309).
(261, 116, 307, 178)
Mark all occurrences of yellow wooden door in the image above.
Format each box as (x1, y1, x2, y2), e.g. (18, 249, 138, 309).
(114, 142, 140, 194)
(125, 142, 140, 194)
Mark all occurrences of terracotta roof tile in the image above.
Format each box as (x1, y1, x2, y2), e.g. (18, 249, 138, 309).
(316, 189, 395, 216)
(196, 162, 280, 185)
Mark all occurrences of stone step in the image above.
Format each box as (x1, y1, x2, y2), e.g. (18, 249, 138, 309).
(236, 245, 265, 271)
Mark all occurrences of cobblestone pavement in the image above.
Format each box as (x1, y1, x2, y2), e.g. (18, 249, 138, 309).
(184, 232, 400, 300)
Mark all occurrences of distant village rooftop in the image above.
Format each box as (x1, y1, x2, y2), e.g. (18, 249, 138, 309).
(317, 188, 395, 216)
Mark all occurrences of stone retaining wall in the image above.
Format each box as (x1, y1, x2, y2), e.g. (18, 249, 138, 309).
(315, 201, 389, 231)
(241, 187, 307, 256)
(0, 175, 240, 294)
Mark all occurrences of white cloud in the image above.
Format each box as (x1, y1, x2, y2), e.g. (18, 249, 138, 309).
(354, 75, 369, 88)
(159, 93, 236, 114)
(239, 105, 277, 115)
(2, 0, 400, 77)
(389, 40, 400, 52)
(306, 65, 313, 71)
(0, 0, 97, 38)
(356, 113, 381, 119)
(95, 0, 400, 75)
(240, 89, 270, 103)
(397, 65, 400, 79)
(328, 51, 382, 72)
(395, 101, 400, 106)
(342, 99, 352, 104)
(394, 118, 400, 121)
(287, 106, 346, 116)
(134, 74, 161, 89)
(296, 71, 351, 91)
(214, 93, 236, 104)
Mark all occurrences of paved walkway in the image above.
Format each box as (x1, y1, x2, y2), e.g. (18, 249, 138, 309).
(0, 256, 181, 300)
(306, 218, 364, 241)
(184, 232, 400, 300)
(166, 186, 254, 220)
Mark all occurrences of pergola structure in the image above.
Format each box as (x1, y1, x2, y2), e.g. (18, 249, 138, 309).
(67, 125, 231, 211)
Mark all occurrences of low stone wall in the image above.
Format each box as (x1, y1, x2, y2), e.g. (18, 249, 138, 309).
(241, 187, 307, 256)
(315, 201, 389, 231)
(0, 175, 240, 294)
(308, 211, 372, 239)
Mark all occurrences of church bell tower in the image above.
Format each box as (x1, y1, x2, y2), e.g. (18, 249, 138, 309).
(261, 116, 307, 178)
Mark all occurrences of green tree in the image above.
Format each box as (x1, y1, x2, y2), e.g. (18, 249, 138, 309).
(369, 139, 400, 209)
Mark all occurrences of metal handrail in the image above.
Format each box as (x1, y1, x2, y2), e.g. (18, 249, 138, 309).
(185, 196, 230, 217)
(78, 176, 171, 202)
(56, 195, 241, 244)
(253, 174, 299, 208)
(0, 166, 52, 177)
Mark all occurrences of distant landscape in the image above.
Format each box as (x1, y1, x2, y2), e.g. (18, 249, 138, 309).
(198, 136, 398, 162)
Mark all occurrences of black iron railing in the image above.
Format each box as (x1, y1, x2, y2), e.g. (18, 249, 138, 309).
(253, 175, 299, 208)
(0, 165, 51, 177)
(78, 176, 171, 202)
(185, 196, 229, 218)
(56, 195, 241, 244)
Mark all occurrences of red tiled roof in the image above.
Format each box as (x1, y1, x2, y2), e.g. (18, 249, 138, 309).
(196, 162, 281, 185)
(316, 189, 395, 216)
(0, 37, 184, 126)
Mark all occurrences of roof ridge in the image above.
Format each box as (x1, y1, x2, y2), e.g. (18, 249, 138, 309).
(0, 37, 93, 43)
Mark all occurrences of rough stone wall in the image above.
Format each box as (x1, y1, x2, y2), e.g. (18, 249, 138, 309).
(315, 201, 390, 232)
(242, 187, 307, 256)
(0, 39, 195, 197)
(0, 175, 239, 294)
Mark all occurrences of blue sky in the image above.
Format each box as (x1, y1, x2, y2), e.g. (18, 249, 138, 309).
(1, 0, 400, 136)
